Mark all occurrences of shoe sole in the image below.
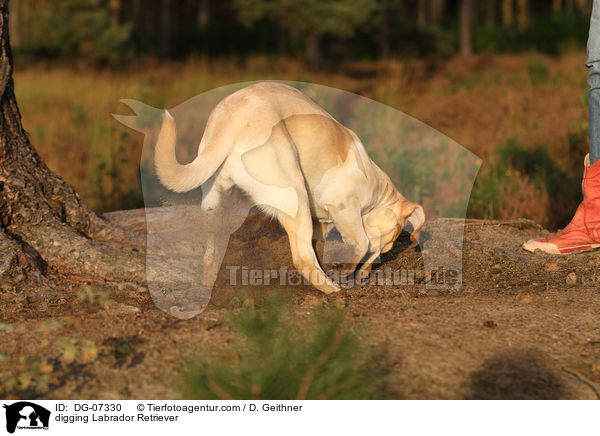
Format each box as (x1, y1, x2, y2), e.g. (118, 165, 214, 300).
(523, 239, 600, 255)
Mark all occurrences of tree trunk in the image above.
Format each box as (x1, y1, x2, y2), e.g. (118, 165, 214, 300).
(198, 0, 209, 29)
(459, 0, 473, 57)
(429, 0, 446, 27)
(486, 0, 496, 26)
(502, 0, 514, 27)
(516, 0, 527, 31)
(160, 0, 171, 57)
(108, 0, 121, 27)
(574, 0, 588, 13)
(418, 0, 427, 27)
(0, 0, 146, 293)
(552, 0, 562, 13)
(379, 2, 390, 60)
(306, 33, 322, 69)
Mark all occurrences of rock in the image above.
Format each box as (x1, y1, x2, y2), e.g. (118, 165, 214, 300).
(544, 262, 559, 272)
(566, 272, 577, 285)
(491, 264, 502, 274)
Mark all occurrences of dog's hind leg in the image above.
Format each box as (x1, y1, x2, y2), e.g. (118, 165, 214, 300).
(199, 176, 249, 286)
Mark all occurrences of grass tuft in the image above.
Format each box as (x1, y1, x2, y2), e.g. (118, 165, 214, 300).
(180, 291, 393, 400)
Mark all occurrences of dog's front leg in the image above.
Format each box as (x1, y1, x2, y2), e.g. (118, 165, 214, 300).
(355, 250, 380, 281)
(278, 207, 340, 294)
(326, 202, 370, 280)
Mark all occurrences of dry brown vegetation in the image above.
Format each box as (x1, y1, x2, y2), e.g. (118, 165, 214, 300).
(15, 52, 590, 227)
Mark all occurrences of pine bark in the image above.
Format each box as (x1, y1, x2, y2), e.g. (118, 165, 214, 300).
(0, 0, 146, 292)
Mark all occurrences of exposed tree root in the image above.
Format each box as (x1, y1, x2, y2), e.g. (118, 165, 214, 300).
(0, 0, 153, 295)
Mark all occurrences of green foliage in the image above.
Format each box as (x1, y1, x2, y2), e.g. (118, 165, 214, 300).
(527, 58, 549, 85)
(37, 0, 133, 63)
(468, 138, 583, 228)
(474, 12, 589, 55)
(9, 1, 594, 61)
(234, 0, 376, 39)
(180, 292, 392, 400)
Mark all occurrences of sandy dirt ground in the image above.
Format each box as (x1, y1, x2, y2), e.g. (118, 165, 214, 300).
(1, 209, 599, 400)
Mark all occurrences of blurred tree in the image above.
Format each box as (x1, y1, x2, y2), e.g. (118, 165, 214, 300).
(5, 0, 595, 61)
(486, 0, 497, 26)
(429, 0, 446, 27)
(459, 0, 473, 56)
(418, 0, 427, 27)
(108, 0, 120, 27)
(0, 0, 146, 292)
(233, 0, 376, 66)
(516, 0, 527, 31)
(8, 0, 18, 46)
(160, 0, 171, 56)
(553, 0, 562, 13)
(578, 0, 590, 12)
(502, 0, 514, 26)
(198, 0, 209, 30)
(39, 0, 133, 64)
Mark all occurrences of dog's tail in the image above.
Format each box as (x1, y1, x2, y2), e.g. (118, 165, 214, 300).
(154, 110, 227, 193)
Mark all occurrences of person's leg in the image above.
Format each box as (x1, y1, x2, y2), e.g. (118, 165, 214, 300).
(523, 3, 600, 254)
(587, 0, 600, 164)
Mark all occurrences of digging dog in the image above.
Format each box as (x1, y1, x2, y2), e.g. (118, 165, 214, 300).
(154, 82, 425, 293)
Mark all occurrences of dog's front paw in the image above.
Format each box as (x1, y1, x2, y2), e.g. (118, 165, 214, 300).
(316, 280, 341, 294)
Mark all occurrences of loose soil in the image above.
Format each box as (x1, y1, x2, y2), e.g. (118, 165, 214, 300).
(1, 209, 599, 400)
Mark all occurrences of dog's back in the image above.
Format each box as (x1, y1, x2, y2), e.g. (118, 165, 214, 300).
(154, 82, 334, 193)
(208, 82, 334, 152)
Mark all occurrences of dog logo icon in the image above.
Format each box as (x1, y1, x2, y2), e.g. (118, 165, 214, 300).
(2, 402, 50, 433)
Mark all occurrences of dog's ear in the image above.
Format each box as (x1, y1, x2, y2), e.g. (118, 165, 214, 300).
(400, 201, 425, 242)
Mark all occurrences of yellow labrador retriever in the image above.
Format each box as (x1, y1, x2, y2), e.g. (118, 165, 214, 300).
(154, 82, 425, 294)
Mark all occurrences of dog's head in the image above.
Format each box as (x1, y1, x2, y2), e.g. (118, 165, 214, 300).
(365, 197, 425, 253)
